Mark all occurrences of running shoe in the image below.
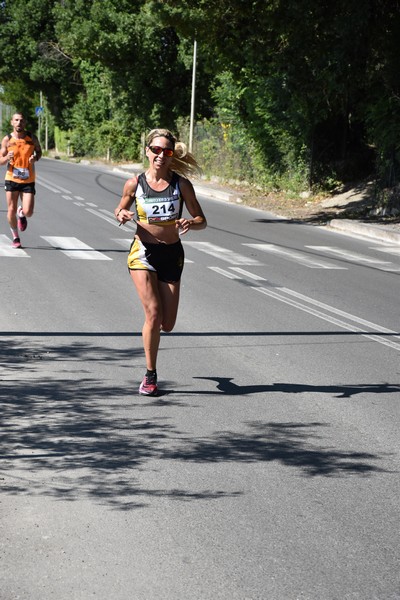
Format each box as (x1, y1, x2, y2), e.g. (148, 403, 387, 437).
(12, 237, 22, 249)
(139, 373, 158, 396)
(17, 207, 27, 232)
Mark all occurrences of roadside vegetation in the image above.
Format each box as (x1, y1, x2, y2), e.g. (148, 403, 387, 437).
(1, 0, 400, 217)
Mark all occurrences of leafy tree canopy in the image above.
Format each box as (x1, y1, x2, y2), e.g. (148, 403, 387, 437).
(1, 0, 399, 188)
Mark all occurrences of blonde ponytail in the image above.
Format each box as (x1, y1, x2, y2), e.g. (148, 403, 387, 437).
(170, 141, 202, 179)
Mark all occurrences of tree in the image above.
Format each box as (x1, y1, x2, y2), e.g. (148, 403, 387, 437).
(158, 0, 399, 186)
(1, 0, 399, 189)
(0, 0, 79, 126)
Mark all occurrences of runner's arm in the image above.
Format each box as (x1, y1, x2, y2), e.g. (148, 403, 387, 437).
(114, 176, 138, 224)
(176, 177, 207, 234)
(0, 135, 10, 165)
(29, 134, 42, 163)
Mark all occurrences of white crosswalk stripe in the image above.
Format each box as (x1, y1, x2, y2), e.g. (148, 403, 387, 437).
(41, 236, 112, 260)
(0, 235, 30, 257)
(371, 245, 400, 256)
(111, 238, 194, 263)
(306, 245, 400, 272)
(208, 266, 242, 279)
(243, 243, 346, 269)
(112, 238, 132, 249)
(185, 241, 262, 265)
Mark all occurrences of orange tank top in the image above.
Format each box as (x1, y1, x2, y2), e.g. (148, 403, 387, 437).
(5, 132, 36, 184)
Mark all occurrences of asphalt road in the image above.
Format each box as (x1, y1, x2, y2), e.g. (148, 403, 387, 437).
(1, 158, 399, 600)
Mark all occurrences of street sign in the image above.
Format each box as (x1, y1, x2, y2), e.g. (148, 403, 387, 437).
(35, 106, 44, 116)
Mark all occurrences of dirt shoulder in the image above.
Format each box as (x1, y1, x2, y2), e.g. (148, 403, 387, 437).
(218, 180, 400, 226)
(238, 188, 337, 223)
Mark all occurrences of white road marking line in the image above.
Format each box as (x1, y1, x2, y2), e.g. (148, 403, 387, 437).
(209, 266, 242, 279)
(86, 202, 97, 207)
(0, 235, 30, 257)
(62, 195, 73, 201)
(185, 241, 262, 265)
(306, 245, 400, 271)
(280, 287, 400, 338)
(36, 179, 62, 193)
(41, 236, 112, 260)
(253, 286, 400, 352)
(112, 238, 132, 249)
(36, 176, 72, 194)
(87, 208, 136, 231)
(75, 196, 86, 201)
(230, 267, 266, 280)
(371, 245, 400, 256)
(306, 245, 391, 264)
(244, 243, 346, 269)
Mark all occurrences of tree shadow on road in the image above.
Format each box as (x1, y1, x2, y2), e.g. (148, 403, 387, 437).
(0, 337, 392, 511)
(164, 421, 391, 477)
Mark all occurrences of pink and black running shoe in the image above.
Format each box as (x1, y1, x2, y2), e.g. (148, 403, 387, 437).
(17, 207, 27, 232)
(139, 373, 158, 396)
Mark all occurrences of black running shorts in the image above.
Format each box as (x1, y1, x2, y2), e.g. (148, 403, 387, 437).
(128, 238, 185, 283)
(5, 181, 36, 194)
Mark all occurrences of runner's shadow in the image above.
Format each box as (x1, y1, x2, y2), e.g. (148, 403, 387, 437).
(192, 377, 400, 398)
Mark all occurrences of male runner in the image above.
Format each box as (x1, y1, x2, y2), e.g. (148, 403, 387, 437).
(0, 112, 42, 248)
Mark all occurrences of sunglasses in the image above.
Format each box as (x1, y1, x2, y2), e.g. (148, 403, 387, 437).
(148, 145, 174, 157)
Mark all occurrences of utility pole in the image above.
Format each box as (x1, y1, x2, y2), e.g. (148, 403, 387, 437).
(38, 91, 43, 145)
(189, 39, 197, 153)
(0, 85, 3, 134)
(45, 96, 48, 151)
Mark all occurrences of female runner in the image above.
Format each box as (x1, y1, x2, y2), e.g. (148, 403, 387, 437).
(115, 128, 207, 396)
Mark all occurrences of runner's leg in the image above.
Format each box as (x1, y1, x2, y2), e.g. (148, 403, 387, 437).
(20, 191, 35, 217)
(158, 280, 181, 332)
(130, 269, 162, 371)
(6, 190, 19, 229)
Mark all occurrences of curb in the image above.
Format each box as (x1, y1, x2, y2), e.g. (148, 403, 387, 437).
(112, 166, 142, 177)
(329, 219, 400, 245)
(193, 184, 241, 203)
